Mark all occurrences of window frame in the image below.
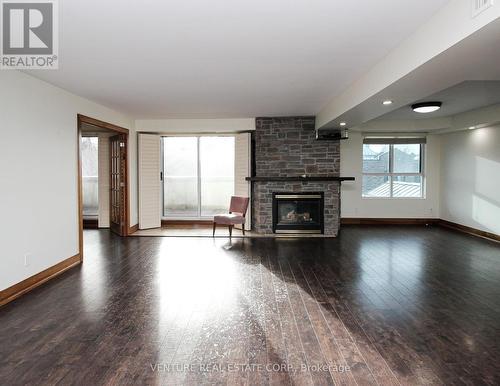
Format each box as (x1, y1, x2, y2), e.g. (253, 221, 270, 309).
(362, 143, 425, 199)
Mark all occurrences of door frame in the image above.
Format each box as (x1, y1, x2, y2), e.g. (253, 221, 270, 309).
(77, 114, 130, 260)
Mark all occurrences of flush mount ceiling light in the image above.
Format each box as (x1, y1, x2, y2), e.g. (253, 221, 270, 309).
(411, 102, 442, 114)
(382, 100, 393, 105)
(340, 122, 347, 127)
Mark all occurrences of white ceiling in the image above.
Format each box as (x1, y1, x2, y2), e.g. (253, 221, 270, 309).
(322, 16, 500, 130)
(377, 81, 500, 121)
(25, 0, 449, 118)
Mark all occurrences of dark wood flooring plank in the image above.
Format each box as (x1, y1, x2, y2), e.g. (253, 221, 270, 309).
(261, 250, 293, 385)
(1, 227, 500, 385)
(277, 253, 335, 385)
(268, 247, 314, 386)
(294, 259, 374, 386)
(310, 262, 402, 386)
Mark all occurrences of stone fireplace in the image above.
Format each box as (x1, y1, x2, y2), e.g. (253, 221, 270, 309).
(249, 116, 345, 236)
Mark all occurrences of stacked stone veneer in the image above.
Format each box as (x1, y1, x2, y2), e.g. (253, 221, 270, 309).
(252, 117, 341, 236)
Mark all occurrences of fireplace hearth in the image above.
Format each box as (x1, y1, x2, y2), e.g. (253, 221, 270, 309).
(272, 192, 324, 234)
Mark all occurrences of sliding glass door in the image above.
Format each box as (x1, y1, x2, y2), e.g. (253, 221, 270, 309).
(199, 136, 235, 216)
(162, 137, 198, 216)
(162, 136, 235, 218)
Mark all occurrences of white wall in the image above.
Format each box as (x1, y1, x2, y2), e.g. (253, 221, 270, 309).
(340, 131, 440, 219)
(0, 71, 135, 291)
(136, 118, 255, 133)
(440, 126, 500, 235)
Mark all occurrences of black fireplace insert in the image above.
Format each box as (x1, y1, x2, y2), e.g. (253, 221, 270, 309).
(272, 192, 324, 234)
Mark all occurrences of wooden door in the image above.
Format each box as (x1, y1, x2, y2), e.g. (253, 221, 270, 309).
(110, 134, 127, 236)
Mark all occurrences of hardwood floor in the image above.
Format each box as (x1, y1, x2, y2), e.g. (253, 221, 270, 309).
(1, 226, 500, 385)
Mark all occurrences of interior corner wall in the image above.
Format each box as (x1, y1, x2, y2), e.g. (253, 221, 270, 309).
(0, 71, 135, 291)
(440, 126, 500, 235)
(340, 131, 441, 219)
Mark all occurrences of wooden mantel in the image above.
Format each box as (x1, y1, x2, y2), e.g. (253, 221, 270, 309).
(245, 176, 355, 182)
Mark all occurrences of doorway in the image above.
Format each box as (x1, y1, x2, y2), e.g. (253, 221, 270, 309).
(77, 115, 130, 259)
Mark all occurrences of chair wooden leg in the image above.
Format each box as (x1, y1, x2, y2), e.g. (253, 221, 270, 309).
(229, 225, 233, 237)
(242, 225, 245, 236)
(212, 222, 216, 237)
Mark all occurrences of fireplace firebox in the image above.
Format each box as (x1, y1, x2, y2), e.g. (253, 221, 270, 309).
(272, 192, 324, 234)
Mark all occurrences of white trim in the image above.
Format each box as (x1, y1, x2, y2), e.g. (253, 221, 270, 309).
(234, 133, 252, 230)
(138, 134, 161, 229)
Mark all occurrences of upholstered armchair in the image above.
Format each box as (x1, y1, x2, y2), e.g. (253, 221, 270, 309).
(213, 196, 249, 236)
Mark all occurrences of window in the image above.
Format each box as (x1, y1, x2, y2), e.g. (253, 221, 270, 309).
(199, 137, 235, 216)
(163, 137, 198, 216)
(362, 139, 424, 198)
(162, 136, 235, 218)
(82, 137, 99, 216)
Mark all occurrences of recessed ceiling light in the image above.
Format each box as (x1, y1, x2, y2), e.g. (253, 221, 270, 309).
(383, 100, 393, 105)
(469, 126, 476, 130)
(412, 102, 442, 114)
(340, 122, 347, 127)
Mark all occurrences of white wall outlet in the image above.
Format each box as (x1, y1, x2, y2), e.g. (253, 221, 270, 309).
(24, 253, 31, 267)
